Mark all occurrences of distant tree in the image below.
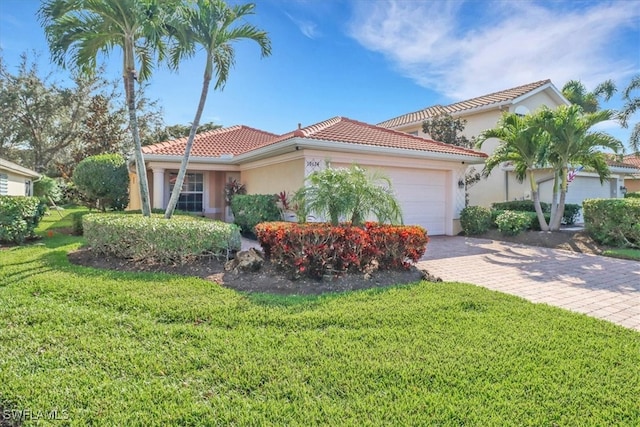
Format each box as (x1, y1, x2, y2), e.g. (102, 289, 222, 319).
(422, 112, 479, 205)
(561, 79, 616, 113)
(152, 122, 221, 143)
(40, 0, 179, 217)
(73, 153, 129, 211)
(620, 74, 640, 152)
(422, 113, 473, 148)
(0, 53, 103, 173)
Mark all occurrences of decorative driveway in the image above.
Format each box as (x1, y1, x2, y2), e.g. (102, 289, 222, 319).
(418, 236, 640, 331)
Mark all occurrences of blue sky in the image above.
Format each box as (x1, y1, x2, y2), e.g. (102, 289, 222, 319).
(0, 0, 639, 148)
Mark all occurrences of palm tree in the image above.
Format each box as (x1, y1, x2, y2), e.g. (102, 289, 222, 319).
(477, 113, 550, 231)
(537, 105, 623, 230)
(561, 79, 616, 113)
(620, 74, 640, 153)
(293, 164, 403, 226)
(39, 0, 177, 217)
(163, 0, 271, 219)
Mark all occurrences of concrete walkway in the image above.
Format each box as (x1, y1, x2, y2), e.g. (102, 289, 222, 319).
(418, 236, 640, 331)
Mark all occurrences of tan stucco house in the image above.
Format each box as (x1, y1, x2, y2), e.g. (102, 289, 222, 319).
(622, 154, 640, 193)
(378, 79, 638, 214)
(129, 117, 487, 235)
(0, 157, 40, 197)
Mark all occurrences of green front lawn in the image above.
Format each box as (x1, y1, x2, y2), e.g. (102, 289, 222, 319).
(0, 210, 639, 425)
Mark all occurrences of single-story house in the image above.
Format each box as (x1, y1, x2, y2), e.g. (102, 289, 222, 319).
(0, 157, 40, 197)
(129, 117, 487, 235)
(377, 79, 638, 216)
(623, 154, 640, 193)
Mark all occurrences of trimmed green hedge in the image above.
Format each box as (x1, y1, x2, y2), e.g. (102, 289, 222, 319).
(491, 201, 581, 225)
(0, 196, 47, 244)
(83, 214, 241, 264)
(583, 199, 640, 247)
(231, 194, 281, 235)
(625, 192, 640, 199)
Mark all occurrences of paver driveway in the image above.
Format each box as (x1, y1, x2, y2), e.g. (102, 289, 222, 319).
(418, 236, 640, 331)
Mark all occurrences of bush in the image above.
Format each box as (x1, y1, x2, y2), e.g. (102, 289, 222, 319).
(625, 191, 640, 199)
(460, 206, 492, 235)
(73, 154, 129, 211)
(0, 196, 47, 244)
(255, 221, 428, 280)
(83, 214, 241, 263)
(492, 200, 551, 213)
(294, 164, 402, 225)
(33, 176, 62, 204)
(562, 203, 582, 225)
(73, 209, 191, 235)
(583, 198, 640, 247)
(231, 194, 281, 235)
(494, 210, 531, 236)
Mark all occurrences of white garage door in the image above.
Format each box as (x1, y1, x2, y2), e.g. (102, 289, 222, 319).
(541, 176, 614, 223)
(387, 168, 447, 235)
(330, 164, 448, 235)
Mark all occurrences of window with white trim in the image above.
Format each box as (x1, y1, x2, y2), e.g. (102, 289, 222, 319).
(0, 174, 7, 195)
(25, 180, 32, 196)
(169, 172, 203, 212)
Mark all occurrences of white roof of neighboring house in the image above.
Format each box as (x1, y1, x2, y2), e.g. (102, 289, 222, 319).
(0, 157, 40, 178)
(378, 79, 569, 129)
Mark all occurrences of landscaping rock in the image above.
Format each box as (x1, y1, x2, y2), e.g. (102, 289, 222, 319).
(420, 269, 442, 282)
(224, 248, 264, 273)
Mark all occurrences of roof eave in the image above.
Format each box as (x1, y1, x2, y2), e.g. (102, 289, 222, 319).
(237, 137, 487, 164)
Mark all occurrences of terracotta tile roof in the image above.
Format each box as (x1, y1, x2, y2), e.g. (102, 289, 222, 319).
(378, 79, 553, 129)
(623, 153, 640, 167)
(270, 116, 487, 158)
(142, 125, 279, 157)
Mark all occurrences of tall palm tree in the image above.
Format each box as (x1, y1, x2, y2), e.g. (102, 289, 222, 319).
(39, 0, 176, 217)
(562, 79, 616, 113)
(477, 113, 550, 231)
(537, 105, 623, 230)
(620, 74, 640, 153)
(163, 0, 271, 219)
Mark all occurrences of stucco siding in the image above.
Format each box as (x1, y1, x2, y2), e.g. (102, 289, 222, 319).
(241, 157, 305, 195)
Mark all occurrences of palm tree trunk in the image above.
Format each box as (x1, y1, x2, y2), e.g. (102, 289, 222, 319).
(125, 68, 151, 217)
(550, 168, 568, 230)
(550, 170, 559, 227)
(164, 73, 212, 219)
(529, 171, 549, 231)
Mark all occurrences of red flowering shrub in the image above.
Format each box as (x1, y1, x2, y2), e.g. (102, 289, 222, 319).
(255, 221, 429, 280)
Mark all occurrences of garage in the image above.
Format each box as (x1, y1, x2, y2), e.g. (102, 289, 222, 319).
(333, 163, 449, 235)
(385, 167, 448, 235)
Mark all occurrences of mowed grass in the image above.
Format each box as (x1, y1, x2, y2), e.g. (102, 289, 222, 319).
(604, 248, 640, 261)
(0, 211, 639, 426)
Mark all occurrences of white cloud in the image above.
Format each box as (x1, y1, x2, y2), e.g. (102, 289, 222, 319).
(285, 13, 320, 39)
(349, 0, 640, 101)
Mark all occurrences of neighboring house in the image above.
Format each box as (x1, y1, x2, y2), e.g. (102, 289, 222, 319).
(129, 117, 487, 235)
(378, 80, 572, 207)
(0, 157, 40, 197)
(378, 79, 635, 215)
(623, 154, 640, 193)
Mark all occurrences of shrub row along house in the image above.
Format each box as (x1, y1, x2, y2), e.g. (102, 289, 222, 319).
(128, 80, 640, 235)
